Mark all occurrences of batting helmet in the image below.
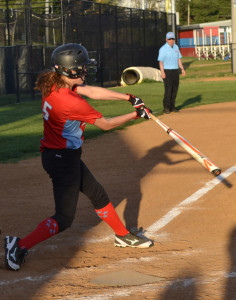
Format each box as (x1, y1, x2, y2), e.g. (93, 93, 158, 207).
(51, 43, 96, 79)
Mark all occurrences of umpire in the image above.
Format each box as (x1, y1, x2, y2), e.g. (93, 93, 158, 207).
(158, 32, 186, 114)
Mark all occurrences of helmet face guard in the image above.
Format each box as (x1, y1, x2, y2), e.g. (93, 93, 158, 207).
(51, 43, 97, 79)
(56, 65, 89, 79)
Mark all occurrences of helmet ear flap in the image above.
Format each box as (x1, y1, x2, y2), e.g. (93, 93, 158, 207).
(53, 65, 61, 73)
(53, 65, 70, 77)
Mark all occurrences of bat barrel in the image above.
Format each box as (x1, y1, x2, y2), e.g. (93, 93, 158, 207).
(149, 113, 221, 177)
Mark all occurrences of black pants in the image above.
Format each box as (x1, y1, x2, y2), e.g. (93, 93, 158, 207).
(163, 69, 179, 110)
(42, 148, 110, 232)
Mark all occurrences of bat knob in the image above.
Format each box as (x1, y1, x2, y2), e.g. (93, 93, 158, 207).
(212, 169, 221, 176)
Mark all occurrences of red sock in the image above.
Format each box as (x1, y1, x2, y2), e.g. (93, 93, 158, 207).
(95, 202, 129, 236)
(18, 218, 59, 250)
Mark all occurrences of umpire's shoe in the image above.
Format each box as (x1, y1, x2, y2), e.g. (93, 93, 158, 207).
(4, 236, 28, 271)
(114, 233, 153, 248)
(163, 108, 170, 114)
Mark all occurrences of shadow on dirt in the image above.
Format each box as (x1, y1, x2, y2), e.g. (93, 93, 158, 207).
(0, 138, 193, 299)
(121, 140, 192, 229)
(158, 271, 198, 300)
(224, 227, 236, 300)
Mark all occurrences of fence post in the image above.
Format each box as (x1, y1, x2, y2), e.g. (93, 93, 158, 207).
(98, 4, 104, 87)
(154, 11, 158, 48)
(5, 0, 10, 45)
(115, 6, 119, 85)
(61, 0, 65, 44)
(15, 46, 20, 103)
(24, 0, 32, 45)
(143, 10, 146, 65)
(29, 45, 35, 100)
(130, 8, 134, 66)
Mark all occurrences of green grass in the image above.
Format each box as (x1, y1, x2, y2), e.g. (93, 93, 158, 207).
(1, 59, 236, 163)
(181, 57, 235, 80)
(0, 101, 43, 163)
(0, 93, 42, 106)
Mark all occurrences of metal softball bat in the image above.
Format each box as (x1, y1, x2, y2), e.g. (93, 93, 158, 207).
(149, 113, 221, 176)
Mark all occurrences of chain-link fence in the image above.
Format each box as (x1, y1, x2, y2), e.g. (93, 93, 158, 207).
(0, 0, 175, 104)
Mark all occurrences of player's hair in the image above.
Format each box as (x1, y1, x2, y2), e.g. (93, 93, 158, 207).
(35, 70, 65, 98)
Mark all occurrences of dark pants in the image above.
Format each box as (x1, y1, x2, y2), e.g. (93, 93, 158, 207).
(42, 148, 110, 232)
(163, 69, 179, 110)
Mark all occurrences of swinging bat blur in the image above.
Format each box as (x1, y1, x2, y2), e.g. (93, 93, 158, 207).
(149, 113, 221, 176)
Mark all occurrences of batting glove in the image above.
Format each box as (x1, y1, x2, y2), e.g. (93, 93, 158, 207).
(126, 93, 144, 108)
(135, 106, 152, 119)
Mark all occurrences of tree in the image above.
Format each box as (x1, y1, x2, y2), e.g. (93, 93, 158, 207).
(176, 0, 231, 25)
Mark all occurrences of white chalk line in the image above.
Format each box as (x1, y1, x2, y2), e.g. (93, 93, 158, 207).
(147, 165, 236, 236)
(59, 270, 236, 300)
(2, 271, 235, 299)
(0, 249, 197, 286)
(1, 165, 236, 297)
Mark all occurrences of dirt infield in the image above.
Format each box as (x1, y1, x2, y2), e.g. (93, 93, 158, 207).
(0, 102, 236, 300)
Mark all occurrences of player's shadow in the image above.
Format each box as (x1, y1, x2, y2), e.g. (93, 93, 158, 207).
(111, 139, 191, 230)
(0, 136, 192, 299)
(224, 227, 236, 300)
(76, 138, 191, 231)
(176, 95, 202, 110)
(158, 271, 198, 300)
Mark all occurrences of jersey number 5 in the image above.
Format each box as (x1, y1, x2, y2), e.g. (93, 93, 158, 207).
(43, 101, 52, 121)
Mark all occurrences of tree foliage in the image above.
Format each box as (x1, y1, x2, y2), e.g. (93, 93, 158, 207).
(176, 0, 231, 25)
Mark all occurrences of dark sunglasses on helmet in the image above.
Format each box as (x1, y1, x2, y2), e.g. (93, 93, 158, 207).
(168, 38, 175, 40)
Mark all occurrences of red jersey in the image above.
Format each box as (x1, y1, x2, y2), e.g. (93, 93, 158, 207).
(40, 87, 102, 151)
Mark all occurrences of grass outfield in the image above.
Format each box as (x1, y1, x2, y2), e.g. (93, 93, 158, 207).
(0, 58, 236, 163)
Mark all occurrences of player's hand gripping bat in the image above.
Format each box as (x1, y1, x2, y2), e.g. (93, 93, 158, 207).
(149, 113, 221, 176)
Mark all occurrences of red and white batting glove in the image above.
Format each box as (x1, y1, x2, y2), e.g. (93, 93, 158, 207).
(135, 106, 152, 119)
(126, 93, 144, 108)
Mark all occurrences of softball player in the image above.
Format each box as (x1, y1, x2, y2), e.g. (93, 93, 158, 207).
(4, 43, 153, 271)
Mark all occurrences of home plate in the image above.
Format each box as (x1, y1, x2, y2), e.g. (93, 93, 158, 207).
(91, 270, 161, 286)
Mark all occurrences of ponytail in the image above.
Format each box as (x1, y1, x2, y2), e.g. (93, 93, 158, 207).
(35, 70, 66, 98)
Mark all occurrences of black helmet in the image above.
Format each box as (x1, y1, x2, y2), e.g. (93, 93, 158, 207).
(51, 43, 96, 79)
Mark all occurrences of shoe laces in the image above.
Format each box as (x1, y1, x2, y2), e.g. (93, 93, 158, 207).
(129, 227, 144, 236)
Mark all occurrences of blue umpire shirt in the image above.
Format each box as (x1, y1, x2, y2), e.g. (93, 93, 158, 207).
(158, 43, 182, 69)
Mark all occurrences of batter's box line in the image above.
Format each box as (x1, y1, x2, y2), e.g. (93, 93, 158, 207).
(147, 165, 236, 237)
